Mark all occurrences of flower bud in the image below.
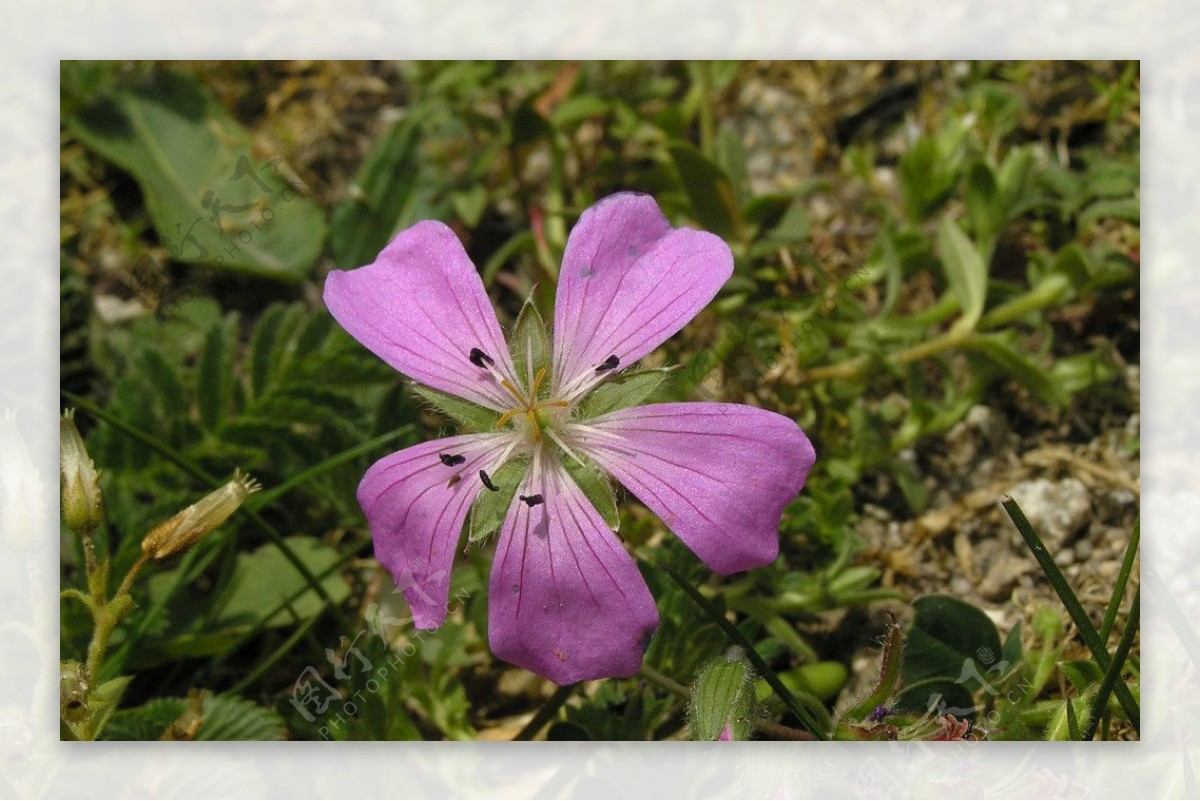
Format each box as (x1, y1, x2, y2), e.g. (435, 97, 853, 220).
(141, 469, 261, 560)
(60, 660, 90, 724)
(60, 409, 103, 533)
(690, 649, 755, 741)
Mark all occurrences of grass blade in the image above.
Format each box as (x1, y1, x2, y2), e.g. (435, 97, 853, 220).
(1002, 496, 1139, 732)
(1082, 588, 1139, 740)
(513, 682, 577, 741)
(1099, 517, 1139, 643)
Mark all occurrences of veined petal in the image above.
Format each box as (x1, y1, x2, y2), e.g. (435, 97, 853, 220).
(552, 193, 733, 396)
(573, 403, 816, 574)
(359, 432, 518, 629)
(324, 221, 518, 410)
(488, 458, 659, 684)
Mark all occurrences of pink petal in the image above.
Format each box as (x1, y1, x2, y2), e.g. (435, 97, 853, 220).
(552, 193, 733, 393)
(359, 433, 514, 628)
(575, 403, 816, 574)
(488, 461, 659, 684)
(324, 221, 518, 410)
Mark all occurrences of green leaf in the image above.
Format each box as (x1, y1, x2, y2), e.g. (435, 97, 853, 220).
(1002, 621, 1023, 666)
(938, 218, 988, 334)
(468, 458, 528, 544)
(898, 135, 962, 220)
(68, 70, 325, 280)
(714, 122, 750, 209)
(965, 162, 1001, 260)
(248, 303, 287, 398)
(217, 536, 351, 629)
(902, 594, 1003, 693)
(136, 347, 187, 415)
(197, 317, 231, 430)
(575, 368, 674, 420)
(141, 536, 352, 661)
(330, 111, 430, 268)
(690, 654, 754, 740)
(104, 694, 286, 741)
(965, 332, 1069, 408)
(668, 141, 741, 240)
(411, 384, 500, 434)
(451, 184, 489, 227)
(1079, 197, 1140, 226)
(562, 456, 618, 532)
(843, 617, 904, 721)
(893, 678, 977, 719)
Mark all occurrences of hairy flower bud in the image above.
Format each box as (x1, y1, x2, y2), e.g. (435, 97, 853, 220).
(690, 648, 755, 741)
(141, 469, 261, 560)
(60, 409, 103, 533)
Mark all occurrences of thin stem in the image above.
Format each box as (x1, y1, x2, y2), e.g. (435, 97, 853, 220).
(1002, 497, 1140, 732)
(640, 664, 689, 699)
(513, 682, 577, 741)
(116, 552, 151, 600)
(80, 528, 99, 576)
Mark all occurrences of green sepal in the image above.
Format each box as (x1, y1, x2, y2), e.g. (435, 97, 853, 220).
(468, 458, 528, 544)
(411, 384, 500, 434)
(575, 367, 676, 420)
(507, 295, 552, 397)
(562, 455, 619, 532)
(1060, 658, 1104, 692)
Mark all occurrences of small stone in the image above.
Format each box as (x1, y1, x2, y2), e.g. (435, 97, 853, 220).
(1054, 547, 1075, 567)
(1009, 478, 1091, 545)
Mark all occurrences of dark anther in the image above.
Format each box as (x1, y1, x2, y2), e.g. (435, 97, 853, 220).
(479, 469, 499, 492)
(469, 347, 494, 368)
(519, 494, 545, 507)
(447, 474, 462, 489)
(439, 452, 466, 467)
(595, 354, 620, 373)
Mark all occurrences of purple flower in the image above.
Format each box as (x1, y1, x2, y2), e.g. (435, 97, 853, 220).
(324, 193, 816, 684)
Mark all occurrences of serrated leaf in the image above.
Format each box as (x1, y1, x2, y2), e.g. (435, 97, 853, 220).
(197, 318, 231, 430)
(575, 368, 674, 420)
(902, 594, 1002, 694)
(468, 458, 528, 544)
(249, 303, 287, 398)
(563, 455, 619, 532)
(104, 694, 285, 741)
(136, 347, 187, 415)
(938, 218, 988, 334)
(411, 384, 500, 433)
(68, 70, 324, 280)
(668, 141, 741, 240)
